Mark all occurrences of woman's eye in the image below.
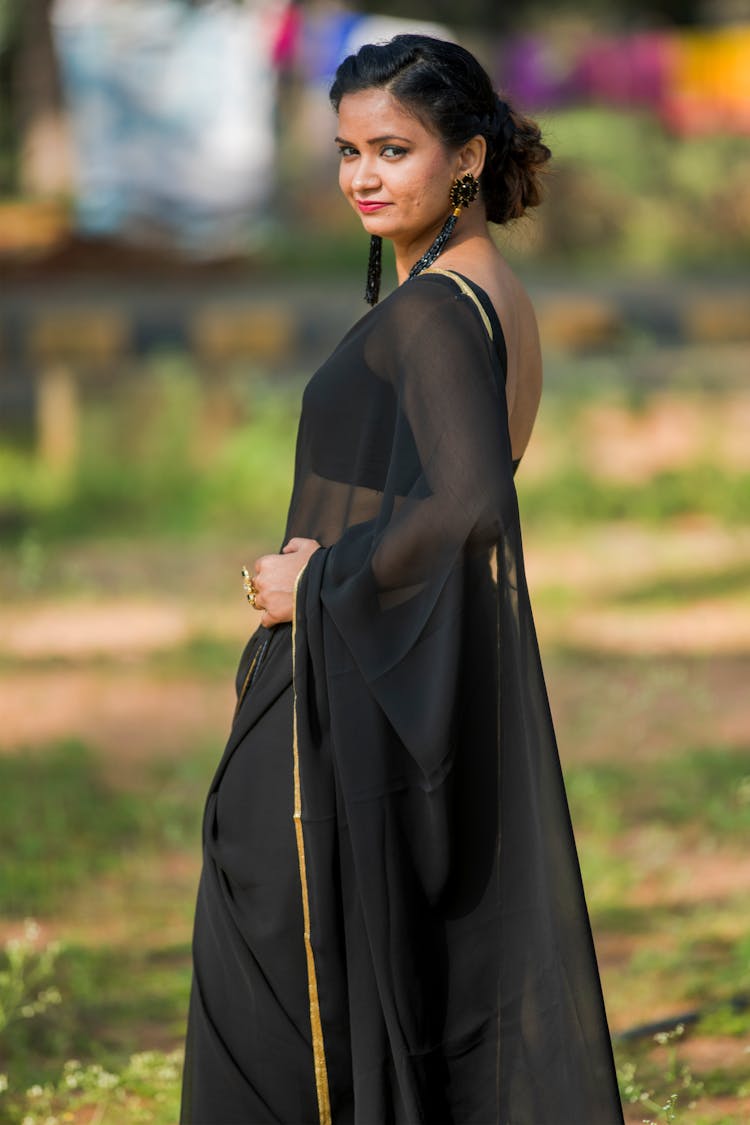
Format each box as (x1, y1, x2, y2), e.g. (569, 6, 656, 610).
(337, 145, 357, 158)
(381, 145, 407, 158)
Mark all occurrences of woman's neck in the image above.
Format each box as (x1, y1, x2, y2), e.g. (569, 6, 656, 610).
(392, 206, 494, 284)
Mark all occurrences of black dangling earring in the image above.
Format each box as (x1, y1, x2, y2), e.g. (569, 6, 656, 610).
(408, 172, 479, 280)
(364, 173, 479, 302)
(364, 234, 382, 306)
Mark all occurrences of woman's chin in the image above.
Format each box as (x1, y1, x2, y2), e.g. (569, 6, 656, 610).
(359, 219, 393, 239)
(353, 209, 400, 240)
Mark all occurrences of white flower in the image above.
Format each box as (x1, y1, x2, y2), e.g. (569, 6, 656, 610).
(23, 920, 41, 943)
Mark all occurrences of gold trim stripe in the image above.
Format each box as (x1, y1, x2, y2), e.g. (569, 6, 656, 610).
(423, 267, 494, 341)
(233, 644, 262, 721)
(292, 562, 332, 1125)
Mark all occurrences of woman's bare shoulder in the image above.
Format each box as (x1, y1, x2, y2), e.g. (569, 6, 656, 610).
(437, 251, 543, 460)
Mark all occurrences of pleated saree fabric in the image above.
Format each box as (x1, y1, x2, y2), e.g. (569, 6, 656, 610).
(181, 270, 624, 1124)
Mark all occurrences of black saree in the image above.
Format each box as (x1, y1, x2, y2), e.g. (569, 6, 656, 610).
(181, 270, 624, 1124)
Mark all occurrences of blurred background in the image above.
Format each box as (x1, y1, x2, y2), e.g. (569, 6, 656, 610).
(0, 1, 749, 1122)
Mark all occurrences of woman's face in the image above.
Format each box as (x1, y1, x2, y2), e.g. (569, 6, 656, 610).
(336, 88, 459, 249)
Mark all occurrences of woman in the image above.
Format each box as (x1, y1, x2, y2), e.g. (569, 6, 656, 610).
(181, 35, 624, 1125)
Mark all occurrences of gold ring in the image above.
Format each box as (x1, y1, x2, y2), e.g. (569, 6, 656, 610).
(241, 567, 259, 607)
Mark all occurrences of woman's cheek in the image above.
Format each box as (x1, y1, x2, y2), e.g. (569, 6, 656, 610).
(339, 165, 351, 198)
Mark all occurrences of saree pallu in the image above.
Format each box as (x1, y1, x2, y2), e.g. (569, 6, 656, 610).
(181, 270, 624, 1124)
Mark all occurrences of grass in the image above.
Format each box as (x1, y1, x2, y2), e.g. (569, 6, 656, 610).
(0, 919, 187, 1124)
(626, 929, 750, 1006)
(2, 939, 190, 1076)
(0, 741, 144, 916)
(0, 740, 212, 917)
(0, 738, 197, 1122)
(567, 746, 750, 841)
(0, 746, 198, 1121)
(614, 563, 750, 607)
(518, 465, 750, 527)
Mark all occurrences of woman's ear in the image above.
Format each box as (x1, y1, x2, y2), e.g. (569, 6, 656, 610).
(457, 134, 487, 180)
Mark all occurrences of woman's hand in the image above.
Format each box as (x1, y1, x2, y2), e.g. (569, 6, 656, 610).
(249, 537, 321, 628)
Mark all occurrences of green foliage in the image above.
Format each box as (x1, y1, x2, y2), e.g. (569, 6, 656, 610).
(617, 1025, 704, 1123)
(640, 749, 750, 836)
(2, 940, 191, 1080)
(9, 1052, 183, 1125)
(0, 739, 212, 916)
(567, 745, 750, 840)
(0, 920, 62, 1036)
(0, 362, 300, 544)
(0, 918, 187, 1122)
(697, 1002, 750, 1039)
(0, 444, 70, 517)
(0, 923, 182, 1124)
(193, 382, 297, 538)
(629, 928, 750, 1005)
(615, 562, 750, 607)
(517, 465, 750, 527)
(521, 108, 750, 271)
(0, 742, 143, 916)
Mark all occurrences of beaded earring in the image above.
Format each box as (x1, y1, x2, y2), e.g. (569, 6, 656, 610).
(363, 172, 480, 305)
(407, 172, 479, 281)
(365, 234, 382, 307)
(449, 171, 480, 209)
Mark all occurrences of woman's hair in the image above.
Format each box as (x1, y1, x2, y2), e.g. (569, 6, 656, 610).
(329, 35, 551, 225)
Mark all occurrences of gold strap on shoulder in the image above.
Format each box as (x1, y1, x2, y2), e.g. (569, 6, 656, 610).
(422, 267, 494, 341)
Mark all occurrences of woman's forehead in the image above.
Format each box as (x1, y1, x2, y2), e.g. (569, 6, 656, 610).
(336, 88, 432, 140)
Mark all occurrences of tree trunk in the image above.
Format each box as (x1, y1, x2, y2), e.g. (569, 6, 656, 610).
(15, 0, 73, 196)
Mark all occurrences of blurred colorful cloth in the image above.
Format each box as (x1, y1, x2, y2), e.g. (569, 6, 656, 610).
(51, 0, 279, 254)
(497, 24, 750, 135)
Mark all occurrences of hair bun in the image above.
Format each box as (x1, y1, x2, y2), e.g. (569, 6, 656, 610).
(482, 95, 551, 224)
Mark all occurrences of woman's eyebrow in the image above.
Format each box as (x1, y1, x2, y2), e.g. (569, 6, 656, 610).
(334, 134, 412, 145)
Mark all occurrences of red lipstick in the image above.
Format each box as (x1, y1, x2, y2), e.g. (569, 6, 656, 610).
(357, 201, 390, 213)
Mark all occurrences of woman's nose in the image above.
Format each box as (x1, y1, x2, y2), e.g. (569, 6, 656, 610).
(351, 161, 381, 192)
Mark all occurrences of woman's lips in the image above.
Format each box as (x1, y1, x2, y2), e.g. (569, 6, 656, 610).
(357, 201, 390, 213)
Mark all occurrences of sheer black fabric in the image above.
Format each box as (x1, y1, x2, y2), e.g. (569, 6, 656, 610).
(181, 271, 624, 1124)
